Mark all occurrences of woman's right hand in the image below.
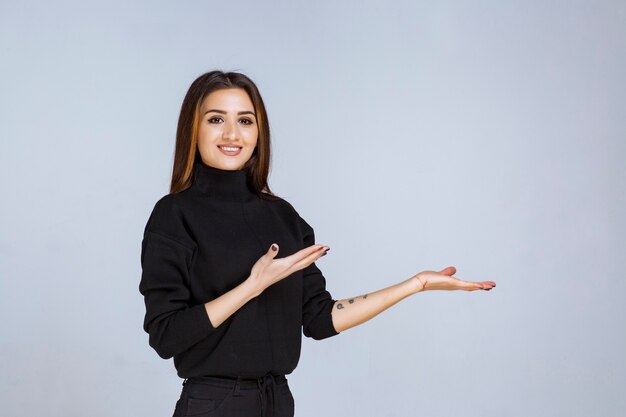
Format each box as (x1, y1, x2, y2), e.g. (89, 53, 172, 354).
(247, 243, 329, 297)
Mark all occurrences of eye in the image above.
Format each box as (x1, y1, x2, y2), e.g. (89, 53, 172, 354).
(240, 118, 254, 125)
(208, 117, 223, 124)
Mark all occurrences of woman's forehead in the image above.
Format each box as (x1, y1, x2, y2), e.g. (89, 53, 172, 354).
(202, 88, 254, 111)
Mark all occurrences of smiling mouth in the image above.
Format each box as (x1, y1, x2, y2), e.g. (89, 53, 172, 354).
(217, 145, 242, 156)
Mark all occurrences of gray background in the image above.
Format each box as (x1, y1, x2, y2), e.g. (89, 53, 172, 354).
(1, 1, 625, 416)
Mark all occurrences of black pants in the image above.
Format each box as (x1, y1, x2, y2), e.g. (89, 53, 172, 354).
(172, 373, 295, 417)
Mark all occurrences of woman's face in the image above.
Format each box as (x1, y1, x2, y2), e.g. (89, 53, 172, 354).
(197, 88, 258, 171)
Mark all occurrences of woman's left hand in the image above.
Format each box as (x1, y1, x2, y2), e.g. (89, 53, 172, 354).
(411, 266, 496, 293)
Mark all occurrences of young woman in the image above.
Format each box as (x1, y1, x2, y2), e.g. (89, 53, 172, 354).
(139, 70, 496, 417)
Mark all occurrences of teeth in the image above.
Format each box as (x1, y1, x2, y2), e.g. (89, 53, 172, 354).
(220, 146, 241, 151)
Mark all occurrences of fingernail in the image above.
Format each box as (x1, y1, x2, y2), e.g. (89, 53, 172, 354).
(321, 249, 329, 256)
(271, 244, 277, 251)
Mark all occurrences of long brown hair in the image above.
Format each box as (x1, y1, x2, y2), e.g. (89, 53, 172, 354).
(169, 70, 280, 200)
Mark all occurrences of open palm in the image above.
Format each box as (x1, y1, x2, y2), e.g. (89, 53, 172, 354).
(248, 243, 329, 295)
(415, 266, 496, 292)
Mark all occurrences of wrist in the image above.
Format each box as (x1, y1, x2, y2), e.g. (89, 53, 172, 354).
(407, 274, 426, 294)
(243, 275, 264, 299)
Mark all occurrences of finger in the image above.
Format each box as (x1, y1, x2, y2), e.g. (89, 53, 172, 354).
(438, 266, 456, 276)
(469, 281, 496, 291)
(266, 243, 279, 258)
(289, 245, 328, 271)
(292, 245, 328, 269)
(284, 244, 326, 265)
(481, 281, 496, 290)
(452, 278, 482, 291)
(466, 282, 484, 291)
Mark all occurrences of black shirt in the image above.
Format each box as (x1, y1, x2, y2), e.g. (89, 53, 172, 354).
(139, 160, 339, 378)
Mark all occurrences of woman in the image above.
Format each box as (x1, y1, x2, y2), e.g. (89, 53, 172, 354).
(139, 70, 496, 417)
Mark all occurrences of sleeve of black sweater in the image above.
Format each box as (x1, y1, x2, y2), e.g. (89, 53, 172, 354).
(138, 198, 215, 359)
(297, 214, 340, 340)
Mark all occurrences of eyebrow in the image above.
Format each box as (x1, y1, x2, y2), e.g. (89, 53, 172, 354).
(204, 109, 256, 117)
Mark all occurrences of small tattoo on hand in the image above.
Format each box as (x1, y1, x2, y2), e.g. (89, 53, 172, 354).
(337, 303, 344, 310)
(348, 299, 354, 304)
(363, 294, 368, 299)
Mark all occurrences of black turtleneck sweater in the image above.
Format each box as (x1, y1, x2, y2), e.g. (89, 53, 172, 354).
(139, 161, 339, 378)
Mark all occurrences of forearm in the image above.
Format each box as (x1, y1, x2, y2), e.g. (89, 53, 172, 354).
(331, 276, 421, 333)
(204, 278, 260, 328)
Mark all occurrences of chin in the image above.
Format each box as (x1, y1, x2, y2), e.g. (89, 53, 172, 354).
(219, 160, 246, 171)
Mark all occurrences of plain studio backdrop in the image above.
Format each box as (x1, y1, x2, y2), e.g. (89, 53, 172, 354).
(1, 1, 624, 416)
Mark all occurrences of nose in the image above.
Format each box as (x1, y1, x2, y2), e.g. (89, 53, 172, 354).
(222, 119, 239, 141)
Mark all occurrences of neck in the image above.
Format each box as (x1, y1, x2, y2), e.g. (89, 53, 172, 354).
(192, 160, 256, 201)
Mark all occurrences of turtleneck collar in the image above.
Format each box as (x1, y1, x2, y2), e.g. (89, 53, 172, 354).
(191, 160, 256, 201)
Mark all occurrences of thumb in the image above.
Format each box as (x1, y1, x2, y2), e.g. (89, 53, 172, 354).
(267, 243, 279, 258)
(438, 265, 456, 276)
